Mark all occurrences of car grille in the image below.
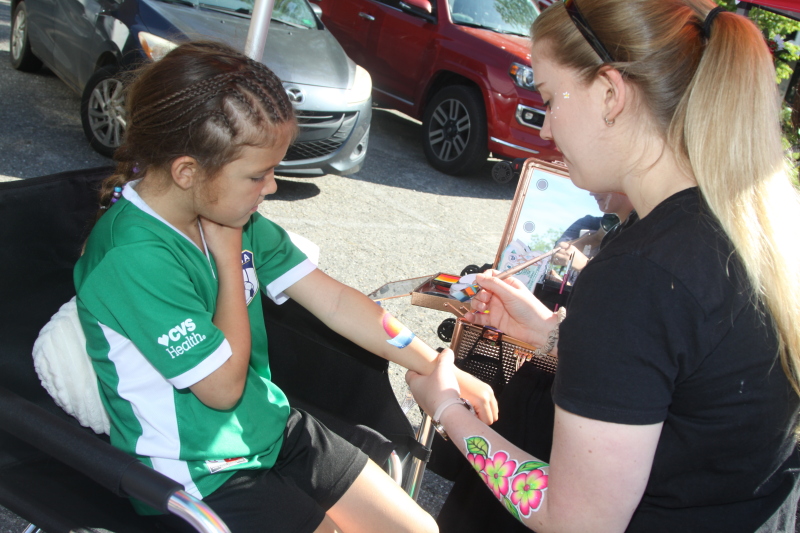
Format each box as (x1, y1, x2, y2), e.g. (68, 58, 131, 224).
(284, 111, 359, 161)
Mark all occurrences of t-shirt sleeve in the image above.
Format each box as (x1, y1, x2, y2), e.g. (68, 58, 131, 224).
(552, 253, 697, 425)
(79, 242, 230, 389)
(247, 213, 315, 304)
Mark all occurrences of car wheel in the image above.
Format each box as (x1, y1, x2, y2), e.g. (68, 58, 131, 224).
(422, 85, 489, 176)
(10, 2, 43, 72)
(437, 318, 456, 343)
(81, 65, 127, 158)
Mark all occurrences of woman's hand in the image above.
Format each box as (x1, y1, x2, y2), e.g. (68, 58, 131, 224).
(199, 217, 243, 267)
(406, 348, 461, 420)
(465, 271, 558, 348)
(454, 366, 499, 424)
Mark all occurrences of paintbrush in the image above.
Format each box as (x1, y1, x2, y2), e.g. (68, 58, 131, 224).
(451, 232, 594, 302)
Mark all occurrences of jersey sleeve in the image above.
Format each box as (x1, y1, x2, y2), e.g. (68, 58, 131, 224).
(552, 253, 699, 425)
(78, 242, 230, 389)
(247, 213, 315, 304)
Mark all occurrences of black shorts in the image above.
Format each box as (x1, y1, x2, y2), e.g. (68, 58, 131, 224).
(157, 408, 369, 533)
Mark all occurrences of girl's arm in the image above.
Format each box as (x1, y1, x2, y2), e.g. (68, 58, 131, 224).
(284, 269, 499, 424)
(407, 350, 661, 533)
(190, 220, 252, 409)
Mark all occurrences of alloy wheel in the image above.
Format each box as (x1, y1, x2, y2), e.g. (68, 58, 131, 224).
(11, 9, 27, 63)
(427, 98, 471, 162)
(86, 78, 127, 150)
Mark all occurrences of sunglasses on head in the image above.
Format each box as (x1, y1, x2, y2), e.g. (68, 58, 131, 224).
(564, 0, 616, 63)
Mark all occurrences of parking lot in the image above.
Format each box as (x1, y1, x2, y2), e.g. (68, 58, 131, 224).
(0, 0, 519, 527)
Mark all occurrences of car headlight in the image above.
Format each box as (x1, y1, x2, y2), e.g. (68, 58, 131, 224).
(139, 32, 178, 61)
(347, 65, 372, 104)
(509, 62, 535, 91)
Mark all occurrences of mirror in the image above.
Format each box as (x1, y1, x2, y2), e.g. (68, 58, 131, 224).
(494, 159, 612, 308)
(400, 0, 435, 20)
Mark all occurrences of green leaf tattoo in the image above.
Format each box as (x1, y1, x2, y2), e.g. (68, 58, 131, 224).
(503, 496, 522, 522)
(516, 460, 548, 474)
(466, 435, 490, 456)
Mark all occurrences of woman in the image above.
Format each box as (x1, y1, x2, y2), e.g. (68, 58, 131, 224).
(408, 1, 800, 531)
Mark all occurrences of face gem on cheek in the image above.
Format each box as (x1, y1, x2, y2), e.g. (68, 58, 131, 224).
(563, 92, 570, 99)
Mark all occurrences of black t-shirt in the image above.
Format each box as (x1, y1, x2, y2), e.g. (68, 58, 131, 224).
(553, 188, 800, 532)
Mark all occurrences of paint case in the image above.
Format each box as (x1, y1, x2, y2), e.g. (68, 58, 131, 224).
(367, 273, 469, 316)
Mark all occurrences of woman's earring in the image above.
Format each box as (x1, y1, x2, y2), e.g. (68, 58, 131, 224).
(604, 116, 615, 126)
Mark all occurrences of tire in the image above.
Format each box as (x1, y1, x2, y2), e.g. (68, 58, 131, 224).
(10, 2, 43, 72)
(491, 160, 515, 184)
(81, 65, 126, 158)
(422, 85, 489, 176)
(437, 318, 456, 343)
(460, 264, 481, 276)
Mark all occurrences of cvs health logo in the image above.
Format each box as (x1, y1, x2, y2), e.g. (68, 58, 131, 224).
(157, 318, 207, 359)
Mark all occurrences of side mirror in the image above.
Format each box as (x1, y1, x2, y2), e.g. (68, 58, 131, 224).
(399, 0, 435, 22)
(310, 2, 322, 17)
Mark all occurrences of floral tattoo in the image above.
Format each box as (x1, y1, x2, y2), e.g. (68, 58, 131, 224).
(465, 436, 549, 521)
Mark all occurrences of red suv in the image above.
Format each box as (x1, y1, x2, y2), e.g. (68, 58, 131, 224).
(310, 0, 560, 175)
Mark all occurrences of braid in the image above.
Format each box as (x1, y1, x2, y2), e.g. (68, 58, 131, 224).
(245, 57, 293, 120)
(133, 72, 239, 124)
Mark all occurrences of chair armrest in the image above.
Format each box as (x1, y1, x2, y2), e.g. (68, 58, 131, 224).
(0, 386, 229, 532)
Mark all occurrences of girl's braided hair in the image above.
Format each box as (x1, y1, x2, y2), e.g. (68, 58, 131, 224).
(96, 40, 296, 214)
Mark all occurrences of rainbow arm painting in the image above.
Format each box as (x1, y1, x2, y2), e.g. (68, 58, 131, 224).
(382, 313, 416, 349)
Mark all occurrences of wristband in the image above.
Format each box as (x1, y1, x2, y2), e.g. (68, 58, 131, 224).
(431, 397, 475, 441)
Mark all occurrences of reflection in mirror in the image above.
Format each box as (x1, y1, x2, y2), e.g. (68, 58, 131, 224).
(494, 159, 623, 310)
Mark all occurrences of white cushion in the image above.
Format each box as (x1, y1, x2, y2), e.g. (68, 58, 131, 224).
(32, 297, 110, 435)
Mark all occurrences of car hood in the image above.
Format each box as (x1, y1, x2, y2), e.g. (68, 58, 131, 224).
(456, 25, 531, 62)
(142, 0, 354, 88)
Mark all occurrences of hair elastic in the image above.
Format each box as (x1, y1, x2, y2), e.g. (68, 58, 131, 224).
(702, 6, 725, 39)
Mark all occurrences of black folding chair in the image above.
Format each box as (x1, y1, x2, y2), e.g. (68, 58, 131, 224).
(0, 167, 430, 532)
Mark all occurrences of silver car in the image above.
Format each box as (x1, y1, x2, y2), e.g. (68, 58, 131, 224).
(9, 0, 372, 176)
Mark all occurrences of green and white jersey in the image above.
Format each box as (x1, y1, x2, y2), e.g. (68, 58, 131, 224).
(74, 182, 314, 511)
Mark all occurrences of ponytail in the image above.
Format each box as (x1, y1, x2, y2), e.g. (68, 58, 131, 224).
(677, 8, 800, 394)
(95, 156, 139, 220)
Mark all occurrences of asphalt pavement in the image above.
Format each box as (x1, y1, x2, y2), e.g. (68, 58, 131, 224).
(0, 0, 518, 528)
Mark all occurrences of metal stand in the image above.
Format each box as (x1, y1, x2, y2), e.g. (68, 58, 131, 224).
(402, 412, 435, 500)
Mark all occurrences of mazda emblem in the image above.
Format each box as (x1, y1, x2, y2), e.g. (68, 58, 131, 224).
(286, 88, 304, 104)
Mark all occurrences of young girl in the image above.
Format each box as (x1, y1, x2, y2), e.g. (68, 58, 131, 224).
(74, 40, 497, 532)
(408, 1, 800, 532)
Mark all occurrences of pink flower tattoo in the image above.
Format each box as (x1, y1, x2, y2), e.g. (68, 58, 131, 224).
(510, 469, 548, 516)
(484, 451, 517, 499)
(465, 436, 549, 522)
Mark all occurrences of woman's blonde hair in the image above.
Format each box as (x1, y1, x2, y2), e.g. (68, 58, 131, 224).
(533, 0, 800, 393)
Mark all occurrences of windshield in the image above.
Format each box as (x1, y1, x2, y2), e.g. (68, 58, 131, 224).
(191, 0, 317, 28)
(448, 0, 538, 36)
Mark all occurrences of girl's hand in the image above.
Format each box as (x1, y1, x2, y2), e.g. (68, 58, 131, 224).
(406, 348, 461, 420)
(465, 271, 557, 348)
(200, 217, 243, 267)
(454, 367, 499, 424)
